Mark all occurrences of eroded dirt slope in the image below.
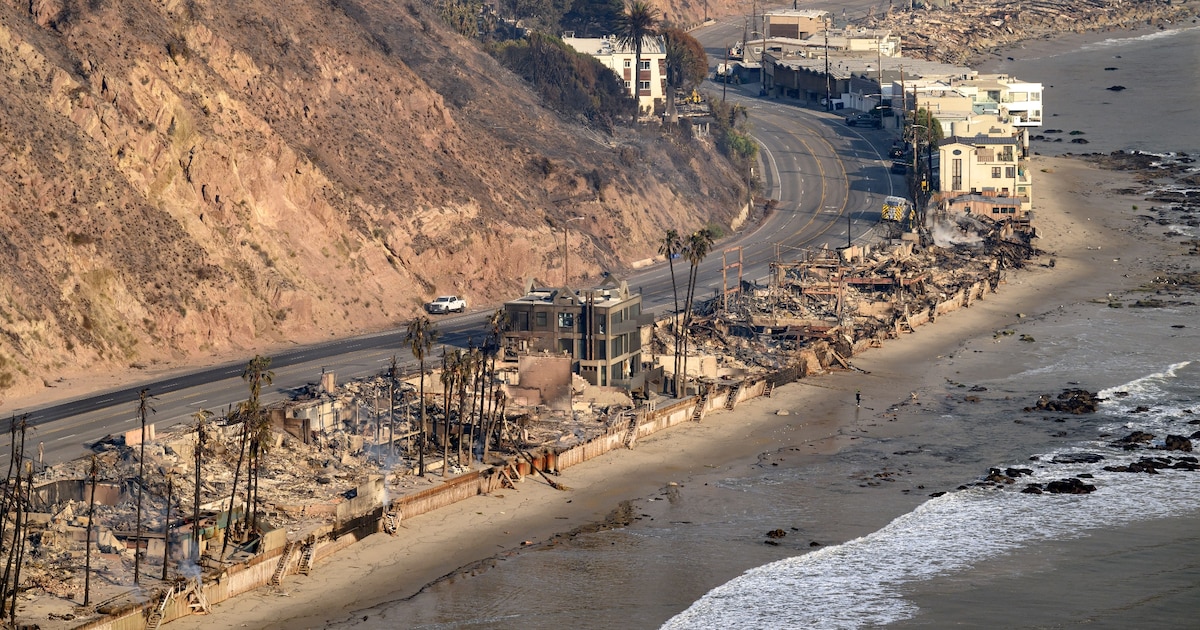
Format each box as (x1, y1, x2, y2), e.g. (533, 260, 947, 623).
(0, 0, 742, 401)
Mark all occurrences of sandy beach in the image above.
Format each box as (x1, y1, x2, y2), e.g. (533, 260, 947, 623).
(156, 151, 1173, 630)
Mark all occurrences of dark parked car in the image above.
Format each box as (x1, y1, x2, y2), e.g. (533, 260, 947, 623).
(888, 145, 908, 159)
(845, 112, 882, 128)
(890, 161, 908, 175)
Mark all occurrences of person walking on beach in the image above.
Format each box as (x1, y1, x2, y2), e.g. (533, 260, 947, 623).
(855, 389, 861, 407)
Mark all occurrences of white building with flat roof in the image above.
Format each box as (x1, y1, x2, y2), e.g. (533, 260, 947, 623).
(563, 35, 667, 115)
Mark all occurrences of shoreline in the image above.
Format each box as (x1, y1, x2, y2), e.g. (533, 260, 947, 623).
(162, 154, 1163, 629)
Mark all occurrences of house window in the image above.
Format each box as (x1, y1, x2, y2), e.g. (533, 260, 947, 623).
(558, 312, 574, 329)
(596, 316, 606, 335)
(559, 338, 573, 355)
(1005, 166, 1016, 178)
(515, 311, 529, 331)
(624, 60, 631, 68)
(639, 60, 650, 70)
(638, 80, 650, 91)
(623, 80, 631, 90)
(991, 167, 1002, 178)
(535, 312, 547, 328)
(952, 159, 962, 191)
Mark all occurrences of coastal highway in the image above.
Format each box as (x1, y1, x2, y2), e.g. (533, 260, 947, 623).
(1, 28, 900, 473)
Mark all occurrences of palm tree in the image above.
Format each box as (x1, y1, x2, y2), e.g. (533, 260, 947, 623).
(658, 229, 683, 396)
(191, 408, 212, 560)
(133, 388, 154, 584)
(614, 0, 662, 119)
(680, 228, 716, 395)
(406, 316, 439, 477)
(482, 309, 508, 462)
(241, 355, 274, 532)
(84, 455, 98, 606)
(439, 348, 460, 476)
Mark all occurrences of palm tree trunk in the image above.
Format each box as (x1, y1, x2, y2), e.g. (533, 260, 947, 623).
(219, 416, 250, 562)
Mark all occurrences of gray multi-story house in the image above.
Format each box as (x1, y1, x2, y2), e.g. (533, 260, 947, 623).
(503, 277, 650, 391)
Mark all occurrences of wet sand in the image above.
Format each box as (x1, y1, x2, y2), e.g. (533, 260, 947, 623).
(160, 154, 1167, 630)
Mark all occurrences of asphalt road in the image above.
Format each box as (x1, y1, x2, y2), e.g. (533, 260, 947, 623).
(2, 16, 903, 472)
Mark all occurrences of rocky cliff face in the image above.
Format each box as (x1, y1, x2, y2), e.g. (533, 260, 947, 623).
(0, 0, 742, 401)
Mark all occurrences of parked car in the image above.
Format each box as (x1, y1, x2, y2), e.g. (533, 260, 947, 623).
(425, 295, 466, 314)
(890, 161, 908, 175)
(888, 145, 908, 159)
(845, 112, 881, 128)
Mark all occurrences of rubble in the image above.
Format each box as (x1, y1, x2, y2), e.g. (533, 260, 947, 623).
(860, 1, 1195, 65)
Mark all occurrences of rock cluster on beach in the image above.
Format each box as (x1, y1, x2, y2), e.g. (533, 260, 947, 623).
(1024, 388, 1103, 414)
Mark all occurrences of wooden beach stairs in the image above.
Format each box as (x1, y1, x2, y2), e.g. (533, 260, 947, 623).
(691, 387, 710, 422)
(271, 540, 298, 586)
(298, 543, 315, 576)
(622, 413, 638, 449)
(725, 380, 745, 410)
(145, 584, 175, 630)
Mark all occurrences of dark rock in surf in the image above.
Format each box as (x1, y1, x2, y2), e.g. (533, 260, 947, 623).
(1044, 478, 1097, 494)
(1107, 85, 1127, 91)
(1051, 453, 1105, 464)
(1162, 435, 1193, 452)
(1027, 389, 1101, 414)
(1112, 430, 1154, 449)
(766, 529, 787, 539)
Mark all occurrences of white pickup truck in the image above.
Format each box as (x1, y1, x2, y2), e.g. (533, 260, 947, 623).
(425, 295, 466, 314)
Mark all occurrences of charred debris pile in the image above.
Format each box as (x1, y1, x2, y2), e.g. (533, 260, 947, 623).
(653, 216, 1040, 378)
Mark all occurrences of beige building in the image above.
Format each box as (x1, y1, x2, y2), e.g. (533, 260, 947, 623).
(937, 134, 1031, 215)
(562, 35, 667, 115)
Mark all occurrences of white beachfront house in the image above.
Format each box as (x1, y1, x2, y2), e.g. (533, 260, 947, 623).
(936, 133, 1032, 216)
(562, 35, 667, 115)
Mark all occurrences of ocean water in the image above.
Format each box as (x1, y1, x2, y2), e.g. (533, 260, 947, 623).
(665, 362, 1200, 629)
(985, 25, 1200, 156)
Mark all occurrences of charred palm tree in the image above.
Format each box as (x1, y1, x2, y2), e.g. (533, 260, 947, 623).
(481, 309, 508, 462)
(388, 356, 398, 461)
(133, 388, 155, 584)
(681, 229, 716, 395)
(406, 316, 439, 477)
(614, 0, 661, 119)
(84, 455, 98, 606)
(456, 347, 478, 465)
(218, 406, 249, 563)
(658, 229, 683, 396)
(191, 409, 212, 560)
(1, 415, 27, 618)
(242, 356, 274, 533)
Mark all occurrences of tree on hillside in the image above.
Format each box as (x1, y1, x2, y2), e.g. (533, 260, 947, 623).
(613, 0, 661, 118)
(406, 316, 440, 477)
(506, 0, 573, 32)
(663, 27, 708, 92)
(657, 229, 683, 396)
(562, 0, 624, 36)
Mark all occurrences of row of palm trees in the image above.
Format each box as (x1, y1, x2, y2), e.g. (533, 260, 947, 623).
(406, 309, 512, 476)
(658, 227, 717, 397)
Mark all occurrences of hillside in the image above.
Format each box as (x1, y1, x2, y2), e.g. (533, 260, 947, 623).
(0, 0, 743, 403)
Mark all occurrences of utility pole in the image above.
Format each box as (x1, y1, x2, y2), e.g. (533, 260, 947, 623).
(824, 15, 831, 111)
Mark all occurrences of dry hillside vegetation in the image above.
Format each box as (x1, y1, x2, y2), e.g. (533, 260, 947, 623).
(0, 0, 742, 401)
